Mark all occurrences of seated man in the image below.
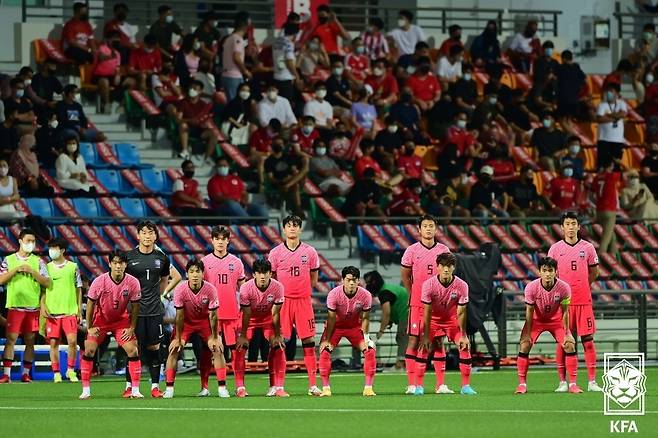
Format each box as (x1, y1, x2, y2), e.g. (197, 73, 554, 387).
(28, 60, 63, 124)
(257, 84, 297, 129)
(171, 160, 213, 217)
(128, 34, 163, 91)
(174, 80, 217, 162)
(341, 168, 386, 218)
(264, 141, 307, 215)
(3, 78, 36, 136)
(61, 2, 96, 65)
(309, 139, 352, 197)
(55, 84, 107, 143)
(207, 157, 268, 219)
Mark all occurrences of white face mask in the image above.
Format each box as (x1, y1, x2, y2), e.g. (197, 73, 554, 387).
(463, 73, 472, 81)
(629, 177, 640, 188)
(373, 67, 384, 77)
(406, 65, 416, 75)
(563, 168, 574, 177)
(239, 91, 250, 100)
(217, 166, 229, 176)
(16, 89, 24, 98)
(302, 125, 314, 135)
(66, 143, 78, 153)
(398, 18, 407, 28)
(189, 88, 199, 98)
(0, 166, 8, 177)
(48, 248, 61, 260)
(315, 147, 326, 156)
(647, 73, 655, 85)
(267, 91, 278, 101)
(569, 144, 580, 155)
(193, 41, 201, 51)
(456, 120, 467, 129)
(316, 89, 327, 99)
(50, 119, 58, 129)
(488, 97, 497, 105)
(21, 242, 35, 254)
(74, 93, 81, 102)
(165, 14, 174, 23)
(24, 79, 31, 87)
(333, 67, 344, 76)
(387, 125, 398, 133)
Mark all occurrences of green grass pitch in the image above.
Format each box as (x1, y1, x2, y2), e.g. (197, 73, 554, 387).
(1, 368, 656, 437)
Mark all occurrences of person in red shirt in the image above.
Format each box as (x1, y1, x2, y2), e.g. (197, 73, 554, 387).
(292, 116, 320, 157)
(171, 160, 213, 217)
(62, 2, 96, 65)
(593, 159, 622, 256)
(93, 31, 136, 114)
(355, 139, 383, 179)
(445, 112, 478, 158)
(174, 80, 216, 161)
(397, 140, 423, 179)
(437, 24, 463, 58)
(128, 34, 163, 91)
(387, 178, 424, 216)
(406, 57, 441, 112)
(311, 5, 351, 57)
(602, 60, 633, 92)
(207, 157, 268, 218)
(344, 37, 371, 87)
(103, 3, 137, 65)
(365, 58, 399, 107)
(546, 164, 583, 212)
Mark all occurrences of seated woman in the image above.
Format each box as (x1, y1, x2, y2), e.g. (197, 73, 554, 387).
(93, 30, 135, 113)
(0, 158, 24, 219)
(55, 135, 95, 196)
(10, 134, 54, 197)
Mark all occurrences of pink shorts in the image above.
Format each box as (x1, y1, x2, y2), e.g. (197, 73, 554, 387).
(324, 327, 365, 349)
(281, 297, 316, 340)
(46, 315, 78, 339)
(87, 319, 135, 347)
(218, 319, 240, 346)
(6, 309, 39, 335)
(522, 321, 568, 345)
(407, 306, 425, 337)
(569, 305, 596, 337)
(428, 320, 463, 344)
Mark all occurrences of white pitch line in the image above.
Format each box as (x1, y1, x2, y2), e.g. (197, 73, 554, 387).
(1, 406, 656, 414)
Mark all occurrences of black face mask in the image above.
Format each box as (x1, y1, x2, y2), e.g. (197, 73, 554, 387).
(80, 13, 89, 21)
(524, 29, 536, 38)
(480, 175, 492, 184)
(405, 147, 414, 156)
(111, 41, 122, 50)
(183, 170, 195, 178)
(161, 66, 172, 75)
(318, 16, 329, 24)
(272, 145, 283, 154)
(401, 93, 412, 103)
(116, 12, 127, 21)
(419, 65, 430, 75)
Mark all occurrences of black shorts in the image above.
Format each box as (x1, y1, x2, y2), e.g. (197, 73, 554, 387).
(557, 101, 580, 118)
(136, 315, 164, 346)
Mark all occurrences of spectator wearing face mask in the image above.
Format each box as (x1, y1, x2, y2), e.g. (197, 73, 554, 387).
(641, 142, 658, 196)
(309, 139, 351, 197)
(374, 116, 404, 173)
(387, 178, 424, 216)
(325, 60, 353, 111)
(311, 5, 351, 57)
(151, 61, 182, 118)
(173, 80, 217, 162)
(10, 134, 53, 197)
(93, 31, 136, 114)
(406, 57, 441, 112)
(171, 160, 213, 217)
(470, 21, 501, 67)
(396, 141, 423, 180)
(257, 84, 297, 128)
(55, 135, 94, 196)
(34, 113, 60, 165)
(388, 10, 426, 57)
(127, 34, 162, 92)
(222, 83, 256, 146)
(62, 2, 96, 65)
(3, 78, 36, 136)
(174, 34, 201, 89)
(193, 11, 222, 62)
(344, 37, 371, 87)
(149, 5, 185, 61)
(451, 64, 479, 116)
(55, 85, 107, 143)
(546, 163, 582, 212)
(533, 41, 559, 84)
(298, 36, 330, 79)
(560, 136, 585, 180)
(264, 139, 306, 216)
(208, 157, 269, 219)
(438, 24, 463, 58)
(193, 59, 216, 104)
(291, 116, 320, 156)
(364, 58, 398, 108)
(506, 166, 546, 217)
(469, 165, 510, 219)
(341, 167, 385, 218)
(27, 61, 63, 124)
(509, 20, 540, 73)
(596, 83, 627, 168)
(530, 113, 567, 172)
(361, 17, 389, 61)
(389, 88, 421, 132)
(0, 158, 24, 219)
(273, 22, 302, 103)
(304, 82, 334, 132)
(445, 112, 479, 158)
(621, 169, 658, 222)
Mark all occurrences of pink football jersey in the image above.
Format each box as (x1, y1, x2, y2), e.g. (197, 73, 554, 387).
(268, 242, 320, 299)
(420, 275, 469, 323)
(239, 278, 285, 324)
(547, 239, 598, 305)
(173, 280, 219, 325)
(401, 242, 450, 307)
(87, 273, 141, 325)
(326, 286, 372, 329)
(524, 278, 571, 323)
(201, 253, 245, 320)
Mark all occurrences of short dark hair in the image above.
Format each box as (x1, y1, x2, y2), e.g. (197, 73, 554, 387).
(63, 84, 78, 95)
(399, 9, 413, 21)
(417, 214, 437, 227)
(144, 33, 158, 46)
(363, 271, 384, 294)
(73, 2, 87, 12)
(449, 24, 462, 34)
(10, 77, 24, 88)
(48, 237, 68, 252)
(202, 10, 219, 23)
(542, 40, 554, 49)
(211, 225, 231, 240)
(282, 214, 303, 228)
(136, 220, 158, 235)
(369, 17, 384, 30)
(415, 41, 429, 51)
(342, 265, 361, 279)
(108, 250, 128, 264)
(186, 258, 205, 272)
(538, 256, 558, 271)
(189, 79, 204, 89)
(644, 23, 656, 32)
(234, 11, 250, 28)
(181, 159, 193, 169)
(317, 4, 330, 13)
(449, 44, 464, 57)
(252, 258, 272, 274)
(158, 5, 172, 15)
(302, 115, 315, 124)
(436, 252, 457, 267)
(560, 211, 579, 225)
(19, 228, 36, 240)
(114, 3, 128, 12)
(287, 12, 300, 22)
(19, 66, 33, 77)
(567, 135, 581, 144)
(605, 82, 621, 93)
(269, 118, 282, 132)
(561, 50, 573, 61)
(105, 30, 122, 40)
(284, 22, 299, 36)
(617, 59, 633, 72)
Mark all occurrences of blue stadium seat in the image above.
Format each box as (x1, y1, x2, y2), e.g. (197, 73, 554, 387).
(119, 198, 147, 218)
(25, 198, 54, 217)
(72, 198, 100, 218)
(94, 169, 135, 196)
(79, 142, 107, 169)
(114, 143, 153, 169)
(140, 168, 171, 195)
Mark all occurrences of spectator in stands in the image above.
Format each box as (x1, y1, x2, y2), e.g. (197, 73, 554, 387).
(530, 113, 567, 171)
(427, 171, 470, 220)
(437, 143, 465, 180)
(345, 37, 370, 87)
(436, 45, 464, 91)
(94, 31, 136, 114)
(504, 89, 535, 145)
(341, 167, 385, 218)
(208, 157, 269, 219)
(298, 36, 331, 80)
(469, 165, 509, 219)
(470, 20, 501, 67)
(16, 66, 37, 111)
(396, 41, 430, 77)
(545, 163, 581, 213)
(627, 39, 653, 103)
(594, 158, 622, 257)
(509, 20, 540, 73)
(641, 141, 658, 196)
(361, 17, 389, 61)
(264, 141, 306, 216)
(445, 111, 479, 158)
(309, 139, 351, 197)
(61, 2, 96, 65)
(602, 59, 633, 92)
(3, 77, 36, 136)
(561, 136, 585, 180)
(55, 84, 107, 143)
(438, 24, 463, 58)
(450, 63, 478, 116)
(374, 116, 404, 173)
(55, 135, 94, 196)
(596, 83, 628, 167)
(506, 165, 544, 217)
(555, 50, 589, 130)
(533, 41, 559, 84)
(304, 82, 334, 132)
(325, 59, 353, 112)
(171, 160, 213, 217)
(407, 57, 441, 112)
(9, 134, 53, 197)
(273, 22, 302, 103)
(643, 69, 658, 138)
(311, 4, 350, 58)
(249, 118, 281, 160)
(527, 72, 557, 117)
(103, 3, 137, 65)
(34, 113, 59, 165)
(174, 79, 216, 163)
(484, 141, 516, 182)
(0, 105, 19, 160)
(257, 84, 297, 128)
(396, 140, 423, 180)
(221, 83, 256, 146)
(291, 116, 320, 156)
(0, 158, 24, 219)
(388, 10, 426, 57)
(149, 4, 185, 61)
(636, 22, 658, 60)
(174, 34, 201, 89)
(354, 139, 382, 179)
(128, 34, 162, 92)
(387, 178, 424, 216)
(470, 84, 502, 131)
(194, 59, 216, 103)
(328, 121, 353, 165)
(29, 60, 63, 123)
(621, 169, 658, 222)
(193, 11, 222, 62)
(389, 88, 421, 134)
(365, 58, 398, 108)
(151, 61, 182, 118)
(351, 87, 377, 135)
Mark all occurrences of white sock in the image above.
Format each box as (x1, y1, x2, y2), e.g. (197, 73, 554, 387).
(81, 386, 90, 395)
(125, 382, 131, 390)
(131, 386, 141, 395)
(4, 366, 11, 376)
(151, 383, 159, 390)
(364, 385, 372, 390)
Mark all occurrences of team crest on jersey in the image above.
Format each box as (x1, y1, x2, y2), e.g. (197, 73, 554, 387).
(122, 290, 129, 297)
(201, 297, 209, 305)
(450, 292, 458, 300)
(228, 263, 235, 272)
(267, 295, 274, 303)
(579, 250, 586, 259)
(554, 294, 561, 302)
(301, 255, 308, 264)
(355, 302, 363, 310)
(155, 259, 161, 268)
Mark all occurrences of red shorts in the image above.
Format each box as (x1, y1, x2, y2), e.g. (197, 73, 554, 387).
(281, 297, 315, 340)
(522, 321, 567, 345)
(407, 306, 425, 337)
(246, 321, 276, 341)
(6, 309, 39, 335)
(324, 327, 365, 349)
(569, 305, 596, 337)
(175, 321, 213, 344)
(86, 319, 135, 347)
(428, 320, 463, 344)
(218, 319, 240, 346)
(46, 315, 78, 339)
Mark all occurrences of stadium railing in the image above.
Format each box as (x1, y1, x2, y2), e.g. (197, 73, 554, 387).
(613, 1, 654, 39)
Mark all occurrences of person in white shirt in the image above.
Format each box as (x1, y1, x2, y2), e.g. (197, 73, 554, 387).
(257, 84, 297, 128)
(596, 83, 628, 168)
(303, 82, 334, 130)
(509, 21, 539, 73)
(273, 22, 302, 103)
(436, 45, 464, 89)
(388, 10, 426, 57)
(0, 159, 24, 219)
(56, 136, 92, 194)
(193, 58, 216, 104)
